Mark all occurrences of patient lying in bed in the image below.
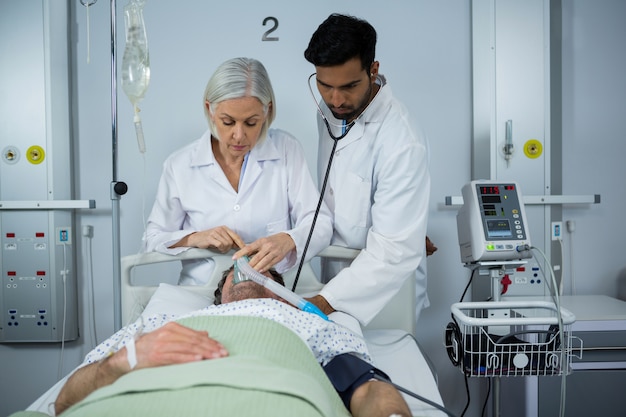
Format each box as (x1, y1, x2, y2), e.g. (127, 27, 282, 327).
(46, 267, 411, 417)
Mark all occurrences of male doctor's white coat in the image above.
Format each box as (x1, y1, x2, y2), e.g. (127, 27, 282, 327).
(316, 75, 431, 327)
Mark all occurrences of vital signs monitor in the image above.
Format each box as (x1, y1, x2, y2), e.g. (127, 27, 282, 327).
(457, 180, 532, 264)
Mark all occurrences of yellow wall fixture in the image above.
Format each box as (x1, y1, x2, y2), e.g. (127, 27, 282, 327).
(524, 139, 543, 159)
(26, 145, 45, 164)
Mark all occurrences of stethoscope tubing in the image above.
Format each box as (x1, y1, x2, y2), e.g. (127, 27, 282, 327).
(293, 72, 380, 291)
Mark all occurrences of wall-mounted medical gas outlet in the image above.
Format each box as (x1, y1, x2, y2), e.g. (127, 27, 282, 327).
(524, 139, 543, 159)
(26, 145, 45, 165)
(2, 146, 20, 164)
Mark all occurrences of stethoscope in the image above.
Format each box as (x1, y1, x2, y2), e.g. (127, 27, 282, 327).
(306, 73, 358, 141)
(291, 73, 375, 291)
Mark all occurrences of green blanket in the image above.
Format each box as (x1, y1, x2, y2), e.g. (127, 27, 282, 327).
(12, 315, 350, 417)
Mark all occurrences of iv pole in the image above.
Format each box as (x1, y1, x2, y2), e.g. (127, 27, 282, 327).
(110, 0, 127, 331)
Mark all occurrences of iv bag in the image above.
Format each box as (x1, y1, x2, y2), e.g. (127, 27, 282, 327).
(121, 0, 150, 152)
(121, 0, 150, 105)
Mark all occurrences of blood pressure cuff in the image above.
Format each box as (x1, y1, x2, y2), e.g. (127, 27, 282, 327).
(322, 353, 391, 410)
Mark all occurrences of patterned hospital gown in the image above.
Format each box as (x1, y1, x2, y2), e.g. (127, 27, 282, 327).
(84, 298, 371, 367)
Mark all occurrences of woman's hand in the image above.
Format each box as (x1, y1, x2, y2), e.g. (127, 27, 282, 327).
(173, 226, 245, 253)
(233, 232, 295, 272)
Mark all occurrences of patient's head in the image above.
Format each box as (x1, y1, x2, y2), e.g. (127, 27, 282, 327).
(214, 266, 285, 305)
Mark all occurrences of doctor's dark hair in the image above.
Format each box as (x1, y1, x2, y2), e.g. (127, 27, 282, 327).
(213, 266, 285, 305)
(304, 13, 377, 71)
(203, 57, 276, 145)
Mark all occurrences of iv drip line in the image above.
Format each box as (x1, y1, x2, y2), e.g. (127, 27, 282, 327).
(80, 0, 97, 64)
(86, 3, 91, 63)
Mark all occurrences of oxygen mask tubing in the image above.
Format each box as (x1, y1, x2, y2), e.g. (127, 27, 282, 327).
(233, 257, 329, 321)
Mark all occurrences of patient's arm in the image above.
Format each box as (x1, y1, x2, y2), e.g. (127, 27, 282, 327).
(351, 379, 411, 417)
(55, 322, 228, 414)
(54, 349, 127, 414)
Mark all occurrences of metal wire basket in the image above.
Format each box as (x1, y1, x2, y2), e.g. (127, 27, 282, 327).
(446, 301, 583, 377)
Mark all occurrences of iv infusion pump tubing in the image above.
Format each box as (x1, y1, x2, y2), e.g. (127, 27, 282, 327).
(457, 180, 532, 264)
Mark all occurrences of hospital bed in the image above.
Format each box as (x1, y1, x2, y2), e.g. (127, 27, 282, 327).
(21, 247, 447, 416)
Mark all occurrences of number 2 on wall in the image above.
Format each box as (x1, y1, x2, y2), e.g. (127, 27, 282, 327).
(262, 17, 279, 41)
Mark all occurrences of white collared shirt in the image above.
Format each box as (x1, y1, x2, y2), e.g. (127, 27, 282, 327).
(143, 128, 332, 285)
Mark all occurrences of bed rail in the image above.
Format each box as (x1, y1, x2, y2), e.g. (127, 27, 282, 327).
(121, 246, 416, 335)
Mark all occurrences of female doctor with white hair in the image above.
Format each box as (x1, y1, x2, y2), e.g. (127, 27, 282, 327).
(143, 57, 332, 285)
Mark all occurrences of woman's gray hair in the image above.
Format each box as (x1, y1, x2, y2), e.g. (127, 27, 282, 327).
(203, 57, 276, 144)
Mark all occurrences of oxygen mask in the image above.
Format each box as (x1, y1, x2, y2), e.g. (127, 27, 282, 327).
(232, 256, 252, 285)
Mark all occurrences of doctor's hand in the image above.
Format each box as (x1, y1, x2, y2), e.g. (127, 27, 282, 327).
(426, 236, 438, 256)
(305, 294, 336, 316)
(233, 232, 296, 273)
(173, 226, 246, 253)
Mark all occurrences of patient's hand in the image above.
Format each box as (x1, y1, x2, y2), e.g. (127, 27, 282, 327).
(134, 322, 228, 369)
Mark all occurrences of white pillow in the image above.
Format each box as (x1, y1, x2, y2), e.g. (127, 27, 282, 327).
(141, 283, 212, 318)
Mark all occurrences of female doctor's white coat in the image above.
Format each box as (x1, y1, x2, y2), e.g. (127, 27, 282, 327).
(316, 75, 431, 326)
(143, 128, 332, 285)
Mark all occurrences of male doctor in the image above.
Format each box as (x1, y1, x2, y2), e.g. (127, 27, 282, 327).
(304, 14, 432, 329)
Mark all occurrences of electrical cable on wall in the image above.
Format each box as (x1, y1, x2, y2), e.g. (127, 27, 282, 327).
(556, 237, 565, 295)
(82, 225, 98, 350)
(566, 220, 576, 295)
(57, 242, 69, 380)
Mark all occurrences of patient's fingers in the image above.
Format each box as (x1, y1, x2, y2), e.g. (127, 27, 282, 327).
(134, 322, 228, 369)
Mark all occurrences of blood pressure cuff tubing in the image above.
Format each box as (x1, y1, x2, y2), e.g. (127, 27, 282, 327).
(322, 353, 391, 410)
